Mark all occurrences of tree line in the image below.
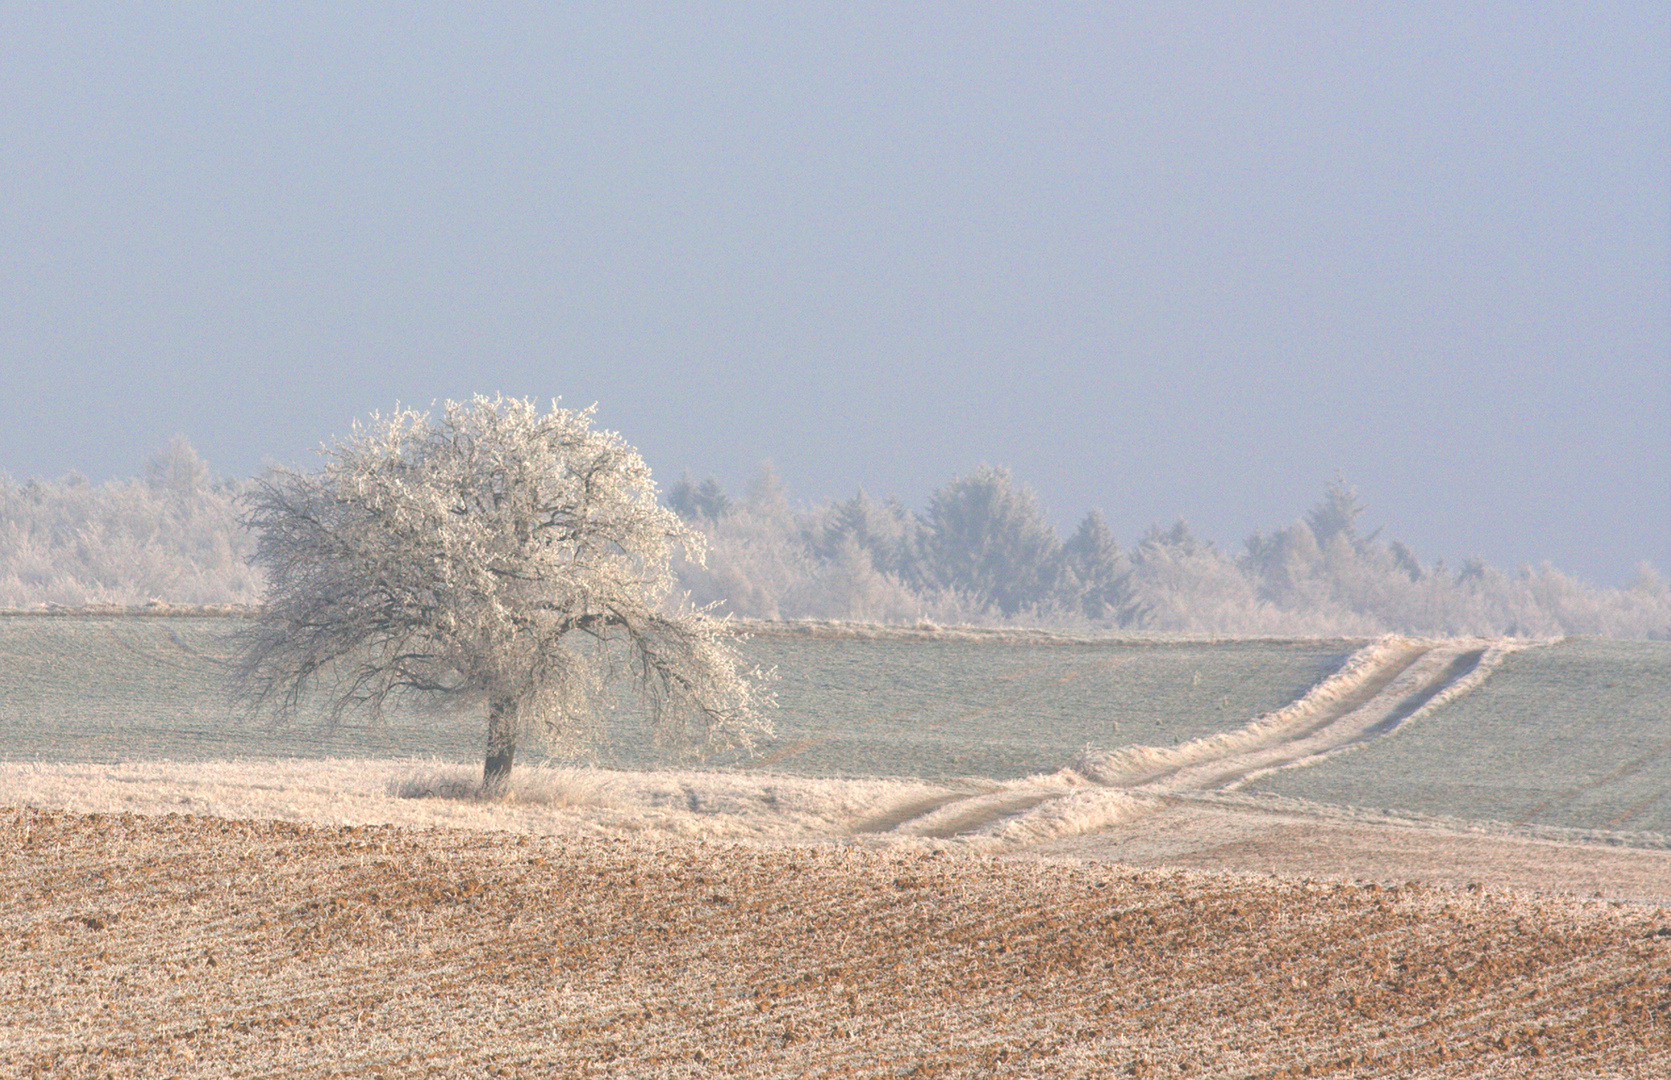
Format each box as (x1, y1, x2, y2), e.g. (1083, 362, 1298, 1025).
(668, 466, 1671, 639)
(2, 440, 1667, 638)
(0, 436, 260, 607)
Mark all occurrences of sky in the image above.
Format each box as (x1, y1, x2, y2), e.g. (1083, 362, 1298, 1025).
(2, 3, 1666, 586)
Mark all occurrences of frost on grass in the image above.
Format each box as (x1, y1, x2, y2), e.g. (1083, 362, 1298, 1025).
(1071, 635, 1537, 791)
(0, 759, 967, 843)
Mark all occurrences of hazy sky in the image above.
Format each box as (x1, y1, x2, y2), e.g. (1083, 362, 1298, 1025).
(3, 4, 1666, 584)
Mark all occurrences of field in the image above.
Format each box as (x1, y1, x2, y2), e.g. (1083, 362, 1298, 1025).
(0, 616, 1356, 777)
(1247, 638, 1671, 835)
(7, 620, 1668, 841)
(4, 615, 1671, 1076)
(5, 807, 1670, 1079)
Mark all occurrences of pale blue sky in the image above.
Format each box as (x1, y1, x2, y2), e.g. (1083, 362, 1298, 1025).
(3, 3, 1666, 584)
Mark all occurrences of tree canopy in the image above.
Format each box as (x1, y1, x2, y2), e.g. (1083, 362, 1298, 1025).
(235, 396, 770, 790)
(918, 466, 1061, 617)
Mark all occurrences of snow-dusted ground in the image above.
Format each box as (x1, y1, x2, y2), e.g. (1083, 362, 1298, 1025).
(1247, 637, 1671, 834)
(9, 622, 1671, 1078)
(3, 618, 1669, 874)
(0, 616, 1355, 775)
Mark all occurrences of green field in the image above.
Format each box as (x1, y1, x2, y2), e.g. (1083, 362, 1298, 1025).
(623, 633, 1355, 778)
(1245, 637, 1671, 835)
(0, 616, 480, 764)
(2, 616, 1668, 838)
(0, 616, 1352, 778)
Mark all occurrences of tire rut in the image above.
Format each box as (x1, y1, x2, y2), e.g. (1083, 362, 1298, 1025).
(872, 637, 1516, 842)
(1106, 645, 1431, 791)
(851, 786, 999, 835)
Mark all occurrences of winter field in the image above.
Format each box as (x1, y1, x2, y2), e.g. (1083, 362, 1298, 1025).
(4, 613, 1671, 1076)
(2, 615, 1667, 841)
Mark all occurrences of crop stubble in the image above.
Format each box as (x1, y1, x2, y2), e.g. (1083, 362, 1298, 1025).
(2, 806, 1667, 1078)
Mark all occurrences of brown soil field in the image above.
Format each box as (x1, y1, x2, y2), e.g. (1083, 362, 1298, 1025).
(3, 806, 1668, 1079)
(1033, 795, 1671, 906)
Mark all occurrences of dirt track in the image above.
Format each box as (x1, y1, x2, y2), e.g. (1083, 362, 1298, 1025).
(3, 806, 1668, 1078)
(1035, 796, 1671, 906)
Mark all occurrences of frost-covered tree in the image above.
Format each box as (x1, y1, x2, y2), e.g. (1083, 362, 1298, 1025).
(666, 472, 732, 521)
(236, 396, 770, 791)
(812, 489, 918, 578)
(744, 460, 790, 517)
(1305, 475, 1378, 550)
(918, 466, 1061, 617)
(146, 434, 213, 499)
(1057, 510, 1129, 620)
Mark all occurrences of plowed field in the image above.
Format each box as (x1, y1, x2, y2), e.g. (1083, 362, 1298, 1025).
(3, 806, 1668, 1079)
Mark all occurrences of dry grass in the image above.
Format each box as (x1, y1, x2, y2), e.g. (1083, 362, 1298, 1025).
(2, 804, 1668, 1078)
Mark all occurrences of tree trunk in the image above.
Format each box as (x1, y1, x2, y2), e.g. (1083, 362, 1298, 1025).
(483, 694, 517, 795)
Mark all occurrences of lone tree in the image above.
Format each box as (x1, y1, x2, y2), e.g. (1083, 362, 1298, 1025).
(236, 395, 770, 791)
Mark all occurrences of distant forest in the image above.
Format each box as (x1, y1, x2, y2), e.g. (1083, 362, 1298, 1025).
(2, 440, 1667, 638)
(0, 438, 260, 608)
